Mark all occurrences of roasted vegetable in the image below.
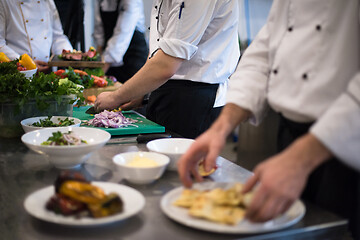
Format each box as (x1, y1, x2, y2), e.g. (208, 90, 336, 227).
(88, 193, 123, 218)
(46, 193, 87, 216)
(59, 180, 106, 204)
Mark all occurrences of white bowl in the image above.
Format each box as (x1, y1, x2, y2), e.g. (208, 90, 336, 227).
(21, 116, 81, 133)
(146, 138, 195, 171)
(21, 127, 110, 169)
(20, 68, 37, 78)
(113, 151, 170, 184)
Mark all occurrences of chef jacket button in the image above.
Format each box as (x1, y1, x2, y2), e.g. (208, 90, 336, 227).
(273, 69, 278, 74)
(288, 26, 293, 32)
(33, 57, 36, 60)
(155, 16, 159, 19)
(41, 19, 44, 22)
(157, 38, 160, 41)
(45, 56, 48, 58)
(148, 27, 150, 30)
(21, 2, 23, 4)
(302, 73, 308, 80)
(44, 37, 47, 39)
(30, 38, 33, 41)
(37, 0, 40, 3)
(316, 25, 322, 31)
(155, 5, 158, 9)
(26, 20, 29, 23)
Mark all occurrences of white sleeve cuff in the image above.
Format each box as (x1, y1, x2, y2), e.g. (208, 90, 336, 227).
(158, 38, 198, 60)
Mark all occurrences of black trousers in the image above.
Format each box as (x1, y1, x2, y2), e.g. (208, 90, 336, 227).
(146, 80, 222, 139)
(278, 115, 360, 240)
(106, 30, 148, 83)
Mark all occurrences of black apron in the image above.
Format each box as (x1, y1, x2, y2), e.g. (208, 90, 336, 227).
(146, 80, 222, 139)
(100, 0, 148, 83)
(277, 115, 360, 240)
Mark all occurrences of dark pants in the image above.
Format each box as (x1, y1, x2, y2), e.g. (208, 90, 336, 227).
(277, 115, 360, 240)
(146, 80, 222, 139)
(106, 30, 148, 83)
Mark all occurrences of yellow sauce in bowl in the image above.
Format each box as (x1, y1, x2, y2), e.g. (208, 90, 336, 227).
(126, 156, 159, 168)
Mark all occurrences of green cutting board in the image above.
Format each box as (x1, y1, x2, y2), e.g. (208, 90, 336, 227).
(73, 106, 165, 136)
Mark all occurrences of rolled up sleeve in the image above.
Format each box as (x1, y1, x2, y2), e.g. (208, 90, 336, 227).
(157, 0, 216, 60)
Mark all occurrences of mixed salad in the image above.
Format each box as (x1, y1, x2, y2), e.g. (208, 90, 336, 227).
(41, 131, 87, 146)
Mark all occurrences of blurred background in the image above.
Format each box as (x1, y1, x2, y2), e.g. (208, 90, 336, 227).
(55, 0, 275, 171)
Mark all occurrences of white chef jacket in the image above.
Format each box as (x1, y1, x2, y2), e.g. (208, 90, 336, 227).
(0, 0, 72, 62)
(227, 0, 360, 170)
(93, 0, 146, 66)
(149, 0, 240, 107)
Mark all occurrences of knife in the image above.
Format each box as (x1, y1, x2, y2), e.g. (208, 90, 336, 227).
(107, 133, 171, 144)
(85, 106, 97, 114)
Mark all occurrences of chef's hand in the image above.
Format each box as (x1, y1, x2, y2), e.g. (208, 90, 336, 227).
(242, 134, 332, 222)
(177, 127, 227, 188)
(35, 60, 50, 73)
(94, 91, 120, 112)
(120, 96, 144, 111)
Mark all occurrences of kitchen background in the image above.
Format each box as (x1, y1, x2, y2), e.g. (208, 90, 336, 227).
(76, 0, 275, 170)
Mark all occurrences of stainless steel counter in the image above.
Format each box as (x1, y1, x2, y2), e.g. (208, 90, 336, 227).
(0, 137, 349, 240)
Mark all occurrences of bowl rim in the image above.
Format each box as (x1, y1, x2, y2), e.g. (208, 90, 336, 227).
(21, 126, 111, 149)
(146, 138, 195, 154)
(20, 68, 38, 73)
(21, 116, 82, 128)
(113, 151, 170, 169)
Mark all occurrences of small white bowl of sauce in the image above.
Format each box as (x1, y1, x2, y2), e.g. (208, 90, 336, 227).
(113, 151, 170, 184)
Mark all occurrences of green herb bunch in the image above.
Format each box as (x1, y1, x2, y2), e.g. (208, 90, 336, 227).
(0, 61, 84, 111)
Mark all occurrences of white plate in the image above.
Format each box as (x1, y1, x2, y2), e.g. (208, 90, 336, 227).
(160, 182, 305, 234)
(24, 182, 145, 226)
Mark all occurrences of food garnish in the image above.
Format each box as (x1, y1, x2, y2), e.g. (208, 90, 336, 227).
(46, 171, 123, 218)
(41, 131, 87, 146)
(31, 116, 75, 127)
(84, 110, 137, 128)
(173, 183, 253, 225)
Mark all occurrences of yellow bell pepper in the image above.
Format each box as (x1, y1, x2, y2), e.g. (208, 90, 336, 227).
(59, 181, 106, 204)
(0, 52, 10, 62)
(19, 53, 37, 70)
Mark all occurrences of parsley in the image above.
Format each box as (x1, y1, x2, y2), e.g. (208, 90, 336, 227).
(31, 116, 75, 127)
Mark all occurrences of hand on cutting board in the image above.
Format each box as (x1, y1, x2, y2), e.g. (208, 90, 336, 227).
(242, 134, 332, 222)
(94, 91, 120, 112)
(120, 97, 144, 111)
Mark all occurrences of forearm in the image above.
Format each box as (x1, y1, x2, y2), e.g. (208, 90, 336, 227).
(112, 50, 183, 104)
(210, 103, 252, 139)
(286, 133, 333, 175)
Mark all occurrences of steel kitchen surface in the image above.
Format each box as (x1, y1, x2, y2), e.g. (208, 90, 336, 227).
(0, 136, 349, 240)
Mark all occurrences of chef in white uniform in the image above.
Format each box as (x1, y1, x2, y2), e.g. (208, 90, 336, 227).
(93, 0, 148, 83)
(95, 0, 240, 139)
(0, 0, 72, 72)
(178, 1, 360, 239)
